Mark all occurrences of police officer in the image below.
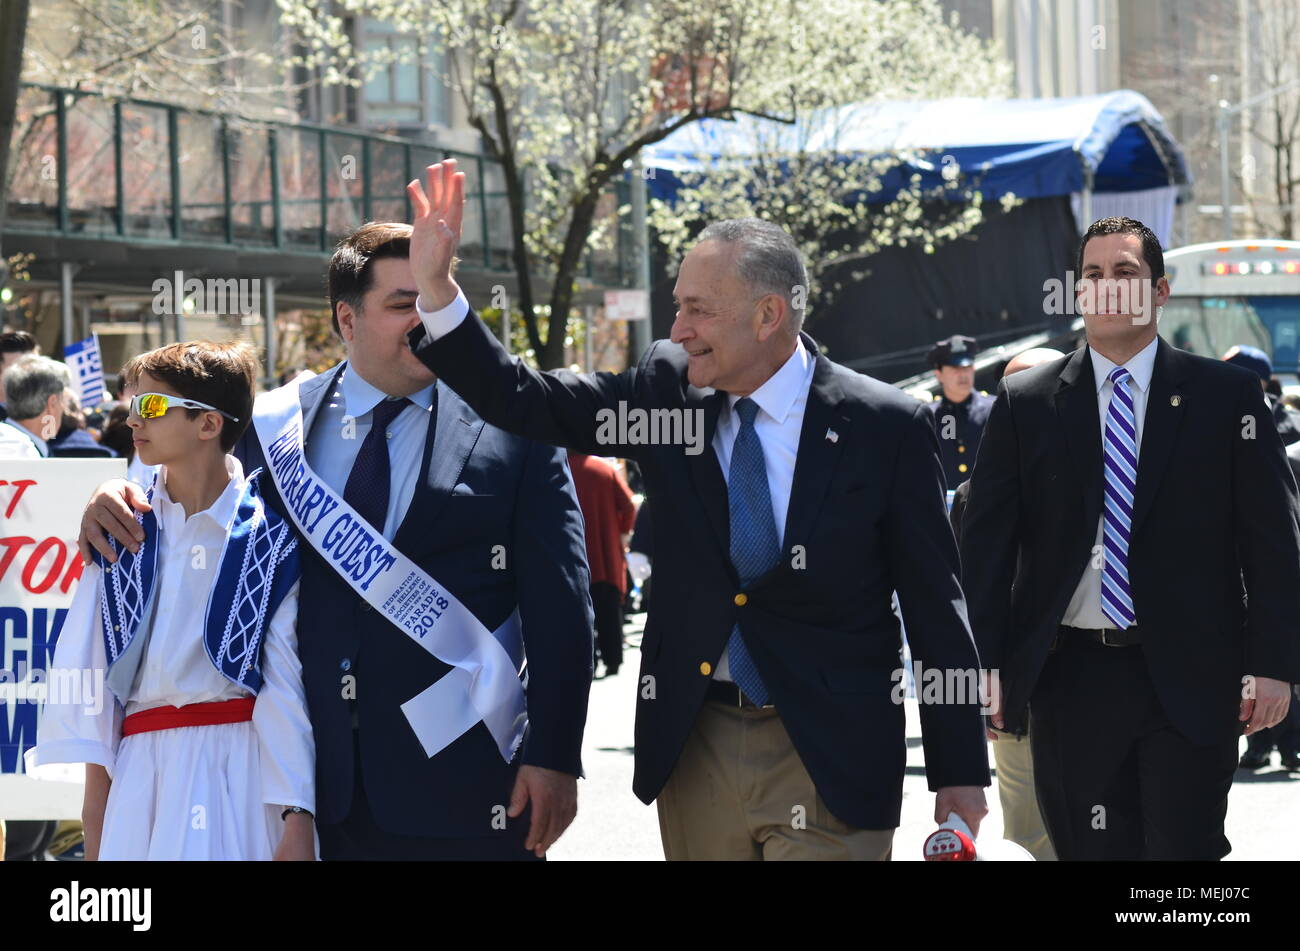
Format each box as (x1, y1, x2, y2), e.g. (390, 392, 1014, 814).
(925, 334, 994, 490)
(1223, 344, 1300, 447)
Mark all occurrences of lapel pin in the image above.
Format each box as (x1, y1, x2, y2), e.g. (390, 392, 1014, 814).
(825, 428, 839, 444)
(1170, 395, 1181, 407)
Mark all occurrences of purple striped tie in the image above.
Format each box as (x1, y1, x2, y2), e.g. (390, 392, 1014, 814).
(1101, 366, 1137, 628)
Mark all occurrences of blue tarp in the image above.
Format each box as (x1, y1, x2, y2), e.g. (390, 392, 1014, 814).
(642, 90, 1190, 204)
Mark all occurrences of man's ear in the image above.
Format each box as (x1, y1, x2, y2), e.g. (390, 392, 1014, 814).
(755, 294, 788, 342)
(337, 301, 359, 343)
(1154, 275, 1171, 308)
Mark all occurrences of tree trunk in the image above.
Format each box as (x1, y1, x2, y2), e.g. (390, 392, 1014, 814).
(0, 0, 32, 271)
(541, 187, 603, 369)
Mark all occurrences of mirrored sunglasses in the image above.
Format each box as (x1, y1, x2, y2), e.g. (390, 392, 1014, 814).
(129, 392, 240, 422)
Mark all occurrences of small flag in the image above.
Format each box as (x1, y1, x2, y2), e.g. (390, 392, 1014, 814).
(63, 335, 105, 409)
(825, 428, 839, 443)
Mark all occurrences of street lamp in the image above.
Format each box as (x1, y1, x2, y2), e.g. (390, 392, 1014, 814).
(1215, 75, 1300, 239)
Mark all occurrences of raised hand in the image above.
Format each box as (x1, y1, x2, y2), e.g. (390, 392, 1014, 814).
(406, 160, 466, 313)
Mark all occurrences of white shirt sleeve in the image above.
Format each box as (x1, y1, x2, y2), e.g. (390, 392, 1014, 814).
(414, 289, 471, 344)
(251, 579, 315, 812)
(25, 563, 125, 776)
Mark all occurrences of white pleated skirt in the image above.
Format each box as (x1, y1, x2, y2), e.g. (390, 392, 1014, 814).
(99, 719, 294, 861)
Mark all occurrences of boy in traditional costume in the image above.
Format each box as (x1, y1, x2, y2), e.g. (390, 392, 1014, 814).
(28, 341, 314, 860)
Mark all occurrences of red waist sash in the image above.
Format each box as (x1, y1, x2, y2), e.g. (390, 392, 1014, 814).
(121, 697, 255, 737)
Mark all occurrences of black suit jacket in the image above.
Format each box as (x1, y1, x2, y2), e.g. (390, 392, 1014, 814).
(960, 338, 1300, 741)
(413, 315, 989, 829)
(233, 365, 593, 837)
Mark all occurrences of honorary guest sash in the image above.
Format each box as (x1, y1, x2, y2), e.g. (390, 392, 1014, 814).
(251, 378, 527, 762)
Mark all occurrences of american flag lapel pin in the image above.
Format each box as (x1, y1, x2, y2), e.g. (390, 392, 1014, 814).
(826, 428, 839, 444)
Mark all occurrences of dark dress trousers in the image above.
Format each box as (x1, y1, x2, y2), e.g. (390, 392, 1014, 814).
(412, 315, 990, 830)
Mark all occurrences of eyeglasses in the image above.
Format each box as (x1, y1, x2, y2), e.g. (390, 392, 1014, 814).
(129, 392, 240, 422)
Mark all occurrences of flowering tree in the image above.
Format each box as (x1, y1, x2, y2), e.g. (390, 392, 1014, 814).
(279, 0, 1011, 367)
(649, 2, 1018, 317)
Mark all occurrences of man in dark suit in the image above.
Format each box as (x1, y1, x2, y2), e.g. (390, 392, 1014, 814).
(925, 334, 995, 490)
(402, 160, 989, 860)
(78, 223, 594, 860)
(949, 346, 1063, 862)
(960, 216, 1300, 860)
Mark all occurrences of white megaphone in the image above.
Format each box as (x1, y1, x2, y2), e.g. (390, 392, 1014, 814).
(923, 812, 1035, 861)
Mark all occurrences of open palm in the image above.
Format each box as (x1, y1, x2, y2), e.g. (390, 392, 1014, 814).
(406, 159, 465, 311)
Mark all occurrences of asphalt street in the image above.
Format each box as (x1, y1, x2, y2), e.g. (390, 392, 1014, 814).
(549, 616, 1300, 861)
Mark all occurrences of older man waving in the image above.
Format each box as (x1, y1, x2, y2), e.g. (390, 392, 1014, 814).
(404, 160, 990, 860)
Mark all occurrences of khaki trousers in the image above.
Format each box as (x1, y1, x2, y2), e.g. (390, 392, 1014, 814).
(656, 700, 895, 861)
(990, 728, 1056, 861)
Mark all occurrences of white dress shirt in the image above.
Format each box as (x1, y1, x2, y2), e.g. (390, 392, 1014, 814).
(126, 454, 160, 489)
(1060, 334, 1159, 630)
(711, 340, 815, 681)
(416, 288, 473, 338)
(0, 418, 46, 458)
(305, 363, 437, 541)
(412, 290, 818, 683)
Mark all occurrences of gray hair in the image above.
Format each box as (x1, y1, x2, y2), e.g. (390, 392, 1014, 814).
(3, 355, 71, 420)
(696, 218, 808, 333)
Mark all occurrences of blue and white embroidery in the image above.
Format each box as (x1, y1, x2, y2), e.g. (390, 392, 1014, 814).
(95, 469, 300, 697)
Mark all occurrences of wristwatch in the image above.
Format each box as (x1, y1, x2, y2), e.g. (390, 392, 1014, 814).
(282, 805, 313, 821)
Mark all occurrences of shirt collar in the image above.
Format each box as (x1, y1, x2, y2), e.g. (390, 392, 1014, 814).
(1089, 335, 1159, 394)
(4, 418, 48, 456)
(153, 454, 245, 532)
(341, 362, 436, 419)
(726, 338, 814, 425)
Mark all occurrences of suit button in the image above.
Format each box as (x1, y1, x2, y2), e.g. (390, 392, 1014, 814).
(340, 658, 352, 672)
(957, 444, 966, 453)
(359, 602, 372, 613)
(734, 593, 748, 606)
(699, 662, 712, 676)
(958, 463, 968, 473)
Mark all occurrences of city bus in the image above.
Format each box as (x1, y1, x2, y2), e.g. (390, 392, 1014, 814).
(1162, 239, 1300, 387)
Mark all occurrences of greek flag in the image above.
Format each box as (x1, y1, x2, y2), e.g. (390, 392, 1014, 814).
(63, 335, 105, 409)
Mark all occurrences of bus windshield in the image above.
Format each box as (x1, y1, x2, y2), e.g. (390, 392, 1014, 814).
(1162, 296, 1297, 373)
(1163, 240, 1300, 380)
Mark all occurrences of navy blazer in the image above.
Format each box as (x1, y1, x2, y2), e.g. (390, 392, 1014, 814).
(960, 340, 1300, 741)
(413, 316, 990, 830)
(234, 365, 594, 837)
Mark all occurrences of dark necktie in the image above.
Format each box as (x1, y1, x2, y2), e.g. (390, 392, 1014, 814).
(726, 397, 778, 705)
(344, 396, 410, 534)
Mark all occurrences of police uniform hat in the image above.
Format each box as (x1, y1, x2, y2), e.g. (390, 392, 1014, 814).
(1222, 344, 1272, 382)
(928, 335, 978, 369)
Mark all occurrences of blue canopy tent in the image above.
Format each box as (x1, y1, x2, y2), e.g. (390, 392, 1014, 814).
(644, 90, 1190, 211)
(640, 91, 1192, 379)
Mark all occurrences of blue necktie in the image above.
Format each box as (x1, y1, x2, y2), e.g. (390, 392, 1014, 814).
(344, 396, 410, 533)
(726, 397, 777, 705)
(1101, 366, 1137, 628)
